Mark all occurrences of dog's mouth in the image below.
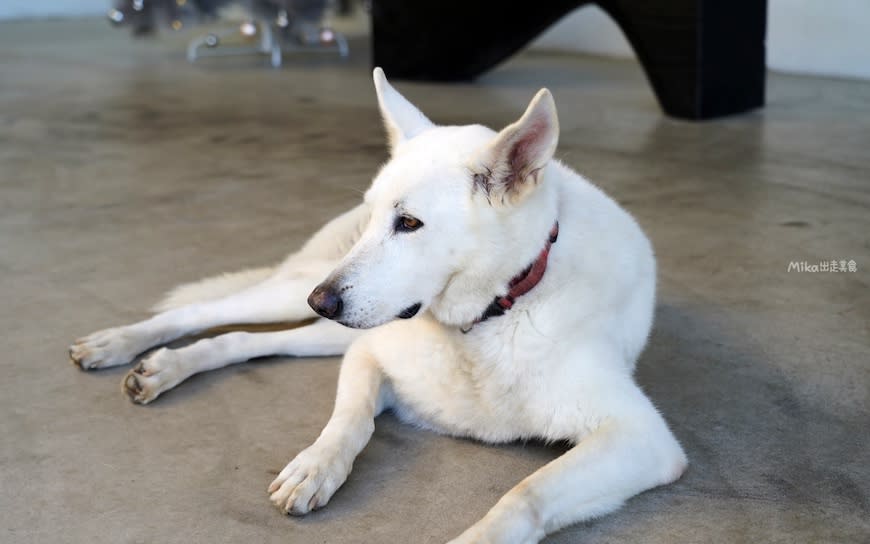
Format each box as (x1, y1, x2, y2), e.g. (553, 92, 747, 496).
(335, 302, 422, 329)
(396, 302, 422, 319)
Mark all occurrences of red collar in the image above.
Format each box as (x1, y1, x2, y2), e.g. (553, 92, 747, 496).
(462, 221, 559, 333)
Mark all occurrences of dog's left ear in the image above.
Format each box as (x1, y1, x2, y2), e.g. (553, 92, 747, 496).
(373, 67, 435, 152)
(477, 89, 559, 205)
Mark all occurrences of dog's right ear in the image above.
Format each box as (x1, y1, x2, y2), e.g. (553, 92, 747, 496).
(373, 67, 434, 151)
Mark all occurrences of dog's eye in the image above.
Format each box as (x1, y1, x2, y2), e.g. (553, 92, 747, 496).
(395, 215, 423, 233)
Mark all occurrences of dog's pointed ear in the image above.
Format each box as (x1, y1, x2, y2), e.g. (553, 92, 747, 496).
(477, 89, 559, 205)
(373, 67, 435, 151)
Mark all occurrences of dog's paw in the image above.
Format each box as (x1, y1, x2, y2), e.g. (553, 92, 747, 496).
(268, 444, 350, 515)
(69, 327, 143, 370)
(122, 348, 182, 404)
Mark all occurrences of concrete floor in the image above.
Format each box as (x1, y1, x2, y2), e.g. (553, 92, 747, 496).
(1, 18, 868, 544)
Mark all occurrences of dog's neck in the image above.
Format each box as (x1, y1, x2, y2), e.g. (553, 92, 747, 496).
(460, 221, 559, 333)
(428, 165, 560, 329)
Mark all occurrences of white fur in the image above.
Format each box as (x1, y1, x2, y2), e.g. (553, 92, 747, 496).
(69, 70, 687, 543)
(151, 267, 275, 312)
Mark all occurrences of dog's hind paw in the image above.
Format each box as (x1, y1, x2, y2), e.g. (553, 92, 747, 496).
(268, 444, 350, 515)
(122, 348, 182, 404)
(69, 327, 143, 370)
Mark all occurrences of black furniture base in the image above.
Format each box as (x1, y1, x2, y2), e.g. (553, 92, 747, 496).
(371, 0, 766, 120)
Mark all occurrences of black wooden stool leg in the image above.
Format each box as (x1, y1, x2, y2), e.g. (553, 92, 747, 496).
(370, 0, 582, 81)
(370, 0, 766, 120)
(601, 0, 766, 119)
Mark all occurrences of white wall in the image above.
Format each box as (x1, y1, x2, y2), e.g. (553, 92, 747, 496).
(531, 1, 870, 81)
(3, 1, 869, 80)
(531, 6, 634, 60)
(767, 0, 870, 80)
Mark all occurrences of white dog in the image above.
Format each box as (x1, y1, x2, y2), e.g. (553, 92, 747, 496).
(69, 68, 687, 543)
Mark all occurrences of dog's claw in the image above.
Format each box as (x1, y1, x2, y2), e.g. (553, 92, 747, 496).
(124, 373, 143, 398)
(69, 343, 91, 369)
(69, 347, 82, 368)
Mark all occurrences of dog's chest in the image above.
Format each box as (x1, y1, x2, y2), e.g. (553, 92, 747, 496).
(377, 317, 590, 443)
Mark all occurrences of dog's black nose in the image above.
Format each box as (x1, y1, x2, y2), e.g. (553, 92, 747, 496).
(308, 284, 343, 319)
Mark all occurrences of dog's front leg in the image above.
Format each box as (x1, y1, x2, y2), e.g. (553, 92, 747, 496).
(447, 387, 687, 544)
(268, 337, 389, 515)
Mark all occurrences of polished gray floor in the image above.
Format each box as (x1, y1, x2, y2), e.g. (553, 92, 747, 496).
(1, 18, 868, 544)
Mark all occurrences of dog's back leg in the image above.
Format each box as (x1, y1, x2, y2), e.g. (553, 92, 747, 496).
(69, 273, 328, 370)
(70, 203, 370, 370)
(122, 318, 361, 404)
(151, 267, 276, 312)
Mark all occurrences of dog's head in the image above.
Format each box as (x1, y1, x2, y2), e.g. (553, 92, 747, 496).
(308, 68, 560, 329)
